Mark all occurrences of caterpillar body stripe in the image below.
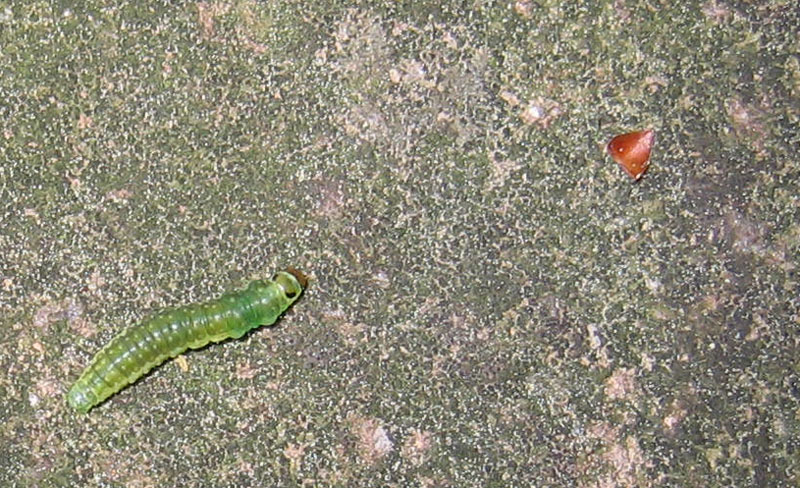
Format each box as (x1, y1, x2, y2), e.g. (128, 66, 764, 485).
(67, 269, 307, 413)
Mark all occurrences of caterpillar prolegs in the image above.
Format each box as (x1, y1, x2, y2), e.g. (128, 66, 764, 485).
(67, 269, 307, 413)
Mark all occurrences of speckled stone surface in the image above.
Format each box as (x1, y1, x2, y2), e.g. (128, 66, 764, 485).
(0, 2, 797, 486)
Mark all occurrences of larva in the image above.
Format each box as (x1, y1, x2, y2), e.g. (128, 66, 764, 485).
(67, 269, 307, 413)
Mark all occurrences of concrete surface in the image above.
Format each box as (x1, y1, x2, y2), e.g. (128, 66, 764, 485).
(0, 1, 798, 486)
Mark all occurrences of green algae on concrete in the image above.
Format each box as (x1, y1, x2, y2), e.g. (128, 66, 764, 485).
(0, 1, 798, 486)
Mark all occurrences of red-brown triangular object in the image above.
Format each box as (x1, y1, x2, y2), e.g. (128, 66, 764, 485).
(607, 129, 654, 181)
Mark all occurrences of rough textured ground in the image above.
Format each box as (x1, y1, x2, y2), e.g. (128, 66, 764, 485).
(0, 1, 798, 486)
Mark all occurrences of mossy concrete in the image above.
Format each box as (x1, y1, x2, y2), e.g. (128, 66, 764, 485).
(0, 1, 797, 486)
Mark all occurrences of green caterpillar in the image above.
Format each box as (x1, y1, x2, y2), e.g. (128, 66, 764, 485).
(67, 269, 307, 413)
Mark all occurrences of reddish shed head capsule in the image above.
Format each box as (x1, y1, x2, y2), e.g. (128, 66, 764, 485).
(606, 129, 655, 181)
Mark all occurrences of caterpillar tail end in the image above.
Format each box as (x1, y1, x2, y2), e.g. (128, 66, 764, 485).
(66, 383, 97, 414)
(284, 267, 308, 289)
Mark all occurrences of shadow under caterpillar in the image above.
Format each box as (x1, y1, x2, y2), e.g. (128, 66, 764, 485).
(67, 268, 307, 413)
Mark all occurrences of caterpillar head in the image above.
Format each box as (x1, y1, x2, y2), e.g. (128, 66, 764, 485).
(274, 268, 307, 302)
